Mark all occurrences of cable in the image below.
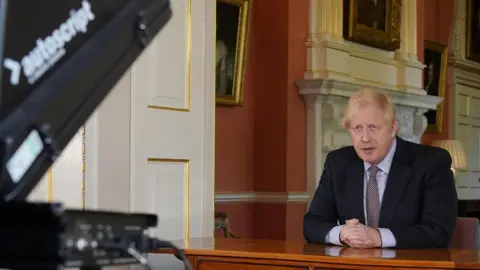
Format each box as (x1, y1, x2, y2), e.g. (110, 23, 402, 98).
(127, 244, 152, 270)
(147, 237, 193, 270)
(96, 241, 152, 269)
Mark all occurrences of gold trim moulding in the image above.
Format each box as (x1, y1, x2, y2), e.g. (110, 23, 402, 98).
(147, 105, 190, 112)
(47, 168, 53, 202)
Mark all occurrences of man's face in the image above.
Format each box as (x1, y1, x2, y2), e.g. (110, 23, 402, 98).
(348, 104, 397, 165)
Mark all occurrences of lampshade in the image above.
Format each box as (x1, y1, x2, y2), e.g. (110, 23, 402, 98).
(431, 140, 468, 169)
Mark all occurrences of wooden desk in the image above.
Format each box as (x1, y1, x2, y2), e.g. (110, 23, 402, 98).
(151, 238, 480, 269)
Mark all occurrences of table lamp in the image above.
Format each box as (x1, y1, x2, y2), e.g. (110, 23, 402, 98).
(431, 140, 468, 179)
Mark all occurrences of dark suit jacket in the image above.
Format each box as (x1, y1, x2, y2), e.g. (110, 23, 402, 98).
(303, 137, 458, 249)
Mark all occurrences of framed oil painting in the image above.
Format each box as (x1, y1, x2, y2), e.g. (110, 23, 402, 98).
(466, 0, 480, 63)
(215, 0, 251, 106)
(424, 41, 447, 133)
(343, 0, 401, 51)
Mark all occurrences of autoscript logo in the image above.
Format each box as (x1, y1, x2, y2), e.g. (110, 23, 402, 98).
(3, 0, 95, 86)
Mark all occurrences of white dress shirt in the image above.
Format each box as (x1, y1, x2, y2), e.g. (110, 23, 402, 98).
(325, 139, 397, 248)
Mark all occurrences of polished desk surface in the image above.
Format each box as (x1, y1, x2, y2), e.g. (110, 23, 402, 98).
(151, 238, 480, 269)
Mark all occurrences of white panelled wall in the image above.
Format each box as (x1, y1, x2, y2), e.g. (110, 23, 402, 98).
(27, 0, 216, 247)
(450, 0, 480, 199)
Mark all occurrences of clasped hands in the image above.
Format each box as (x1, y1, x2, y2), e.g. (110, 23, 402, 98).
(340, 218, 381, 249)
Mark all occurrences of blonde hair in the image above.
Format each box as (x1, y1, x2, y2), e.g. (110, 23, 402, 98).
(341, 88, 396, 129)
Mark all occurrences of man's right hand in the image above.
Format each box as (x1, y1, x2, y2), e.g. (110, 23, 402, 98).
(340, 219, 359, 239)
(340, 219, 362, 246)
(340, 219, 379, 248)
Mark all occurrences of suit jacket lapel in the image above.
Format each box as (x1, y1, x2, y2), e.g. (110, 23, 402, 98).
(345, 157, 366, 225)
(379, 137, 412, 228)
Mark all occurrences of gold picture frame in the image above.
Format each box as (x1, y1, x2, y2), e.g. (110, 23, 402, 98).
(215, 0, 251, 106)
(344, 0, 401, 51)
(466, 0, 480, 63)
(424, 41, 447, 133)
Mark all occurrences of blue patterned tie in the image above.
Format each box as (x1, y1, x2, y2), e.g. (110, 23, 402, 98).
(367, 166, 380, 228)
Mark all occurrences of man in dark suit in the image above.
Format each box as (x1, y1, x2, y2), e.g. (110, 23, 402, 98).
(303, 88, 458, 249)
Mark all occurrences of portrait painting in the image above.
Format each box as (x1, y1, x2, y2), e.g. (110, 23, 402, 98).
(343, 0, 401, 51)
(466, 0, 480, 63)
(424, 41, 447, 133)
(215, 0, 251, 106)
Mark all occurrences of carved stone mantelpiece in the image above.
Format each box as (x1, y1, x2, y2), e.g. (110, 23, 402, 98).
(297, 79, 442, 196)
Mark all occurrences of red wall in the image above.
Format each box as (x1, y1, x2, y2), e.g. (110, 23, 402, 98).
(215, 0, 308, 241)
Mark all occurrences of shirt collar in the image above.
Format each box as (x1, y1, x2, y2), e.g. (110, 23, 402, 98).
(364, 138, 397, 174)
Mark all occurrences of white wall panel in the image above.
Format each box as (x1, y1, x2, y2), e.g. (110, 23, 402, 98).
(138, 159, 190, 240)
(84, 0, 216, 244)
(27, 129, 84, 209)
(129, 0, 215, 241)
(147, 0, 190, 111)
(86, 70, 133, 212)
(27, 171, 50, 202)
(51, 129, 84, 208)
(452, 74, 480, 199)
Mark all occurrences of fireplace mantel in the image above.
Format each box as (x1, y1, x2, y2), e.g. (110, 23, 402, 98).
(297, 78, 442, 197)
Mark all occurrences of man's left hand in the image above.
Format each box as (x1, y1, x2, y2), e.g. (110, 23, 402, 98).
(343, 223, 382, 249)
